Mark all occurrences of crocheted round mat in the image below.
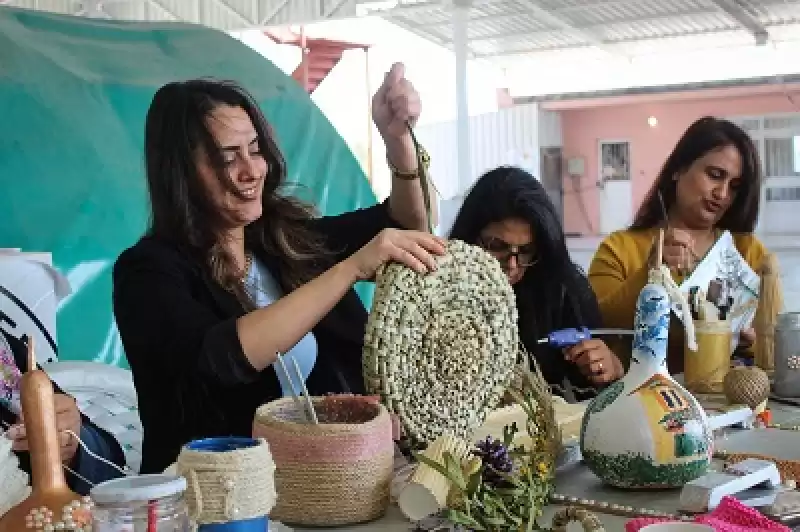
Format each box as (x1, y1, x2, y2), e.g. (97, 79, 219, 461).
(363, 239, 520, 444)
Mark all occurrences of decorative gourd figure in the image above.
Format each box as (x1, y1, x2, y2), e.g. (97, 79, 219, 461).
(0, 339, 92, 532)
(580, 231, 712, 489)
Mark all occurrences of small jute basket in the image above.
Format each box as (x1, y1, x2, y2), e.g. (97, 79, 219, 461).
(252, 395, 394, 526)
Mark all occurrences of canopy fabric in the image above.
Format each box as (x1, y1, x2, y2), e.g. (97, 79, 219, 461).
(0, 7, 376, 367)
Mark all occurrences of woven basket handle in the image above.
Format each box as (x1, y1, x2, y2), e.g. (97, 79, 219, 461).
(551, 506, 605, 532)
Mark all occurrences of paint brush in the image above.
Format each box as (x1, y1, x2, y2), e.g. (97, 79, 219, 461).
(688, 286, 700, 321)
(655, 228, 664, 267)
(657, 189, 669, 228)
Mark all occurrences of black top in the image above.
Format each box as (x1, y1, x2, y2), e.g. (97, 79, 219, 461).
(518, 272, 604, 400)
(112, 201, 400, 474)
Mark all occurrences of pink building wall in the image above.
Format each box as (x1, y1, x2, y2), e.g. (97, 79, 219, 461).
(555, 84, 800, 235)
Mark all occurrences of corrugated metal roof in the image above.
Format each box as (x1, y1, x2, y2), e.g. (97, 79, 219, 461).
(382, 0, 800, 58)
(5, 0, 800, 58)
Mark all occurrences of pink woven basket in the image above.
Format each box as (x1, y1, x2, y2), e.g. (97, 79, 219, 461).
(252, 395, 394, 526)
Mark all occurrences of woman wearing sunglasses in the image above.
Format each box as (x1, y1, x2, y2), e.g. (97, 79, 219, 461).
(449, 166, 624, 399)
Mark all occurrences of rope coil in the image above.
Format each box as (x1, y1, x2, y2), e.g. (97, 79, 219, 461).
(551, 506, 606, 532)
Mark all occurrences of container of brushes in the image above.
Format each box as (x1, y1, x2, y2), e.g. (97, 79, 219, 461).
(252, 394, 394, 526)
(684, 319, 732, 394)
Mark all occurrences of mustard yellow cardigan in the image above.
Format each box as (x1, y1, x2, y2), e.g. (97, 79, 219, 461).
(587, 228, 767, 372)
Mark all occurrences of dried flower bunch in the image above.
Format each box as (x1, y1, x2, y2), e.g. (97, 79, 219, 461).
(363, 239, 520, 444)
(416, 369, 561, 531)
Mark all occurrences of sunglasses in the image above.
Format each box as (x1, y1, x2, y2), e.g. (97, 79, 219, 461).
(477, 236, 538, 268)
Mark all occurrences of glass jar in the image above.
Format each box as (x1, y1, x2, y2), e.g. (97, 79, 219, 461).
(90, 474, 190, 532)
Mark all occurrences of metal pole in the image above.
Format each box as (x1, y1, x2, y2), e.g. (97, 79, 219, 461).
(365, 47, 374, 183)
(300, 26, 309, 92)
(453, 0, 471, 192)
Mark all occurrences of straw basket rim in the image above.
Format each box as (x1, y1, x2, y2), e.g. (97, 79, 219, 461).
(254, 396, 390, 435)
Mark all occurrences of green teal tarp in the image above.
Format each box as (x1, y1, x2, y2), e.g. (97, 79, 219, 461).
(0, 7, 376, 367)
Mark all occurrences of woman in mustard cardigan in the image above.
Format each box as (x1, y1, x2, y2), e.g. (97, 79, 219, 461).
(588, 116, 766, 373)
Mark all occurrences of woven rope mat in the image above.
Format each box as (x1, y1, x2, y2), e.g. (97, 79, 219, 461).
(363, 239, 520, 444)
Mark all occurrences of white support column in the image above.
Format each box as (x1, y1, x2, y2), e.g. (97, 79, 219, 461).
(452, 0, 471, 193)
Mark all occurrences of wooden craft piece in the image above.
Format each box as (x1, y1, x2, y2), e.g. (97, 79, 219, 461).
(0, 339, 92, 532)
(473, 397, 587, 447)
(754, 252, 782, 372)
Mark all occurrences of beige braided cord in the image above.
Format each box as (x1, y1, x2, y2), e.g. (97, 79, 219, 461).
(551, 506, 606, 532)
(176, 438, 276, 525)
(723, 366, 770, 410)
(363, 239, 520, 445)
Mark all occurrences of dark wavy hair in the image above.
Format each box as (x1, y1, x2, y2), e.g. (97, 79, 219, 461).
(144, 79, 331, 298)
(449, 166, 602, 359)
(631, 116, 762, 232)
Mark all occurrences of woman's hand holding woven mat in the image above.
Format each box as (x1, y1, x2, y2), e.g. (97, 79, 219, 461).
(345, 228, 446, 280)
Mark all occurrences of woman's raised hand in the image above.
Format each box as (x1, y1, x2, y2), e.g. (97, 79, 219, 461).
(649, 228, 696, 273)
(345, 228, 447, 281)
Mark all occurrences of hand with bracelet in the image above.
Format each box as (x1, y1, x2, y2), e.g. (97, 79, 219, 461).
(372, 62, 437, 230)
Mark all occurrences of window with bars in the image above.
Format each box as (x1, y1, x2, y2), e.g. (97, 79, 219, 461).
(764, 138, 800, 178)
(600, 141, 630, 182)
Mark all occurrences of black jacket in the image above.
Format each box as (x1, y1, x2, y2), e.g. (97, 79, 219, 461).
(112, 202, 399, 474)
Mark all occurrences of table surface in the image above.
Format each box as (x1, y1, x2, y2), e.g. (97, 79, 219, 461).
(283, 399, 800, 532)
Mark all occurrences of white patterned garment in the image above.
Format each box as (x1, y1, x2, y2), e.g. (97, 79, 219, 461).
(0, 347, 21, 415)
(0, 435, 30, 518)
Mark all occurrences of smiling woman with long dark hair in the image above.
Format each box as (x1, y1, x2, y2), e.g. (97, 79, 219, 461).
(449, 166, 623, 400)
(588, 116, 767, 373)
(112, 70, 443, 474)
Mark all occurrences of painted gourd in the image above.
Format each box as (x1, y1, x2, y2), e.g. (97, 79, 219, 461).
(579, 281, 713, 489)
